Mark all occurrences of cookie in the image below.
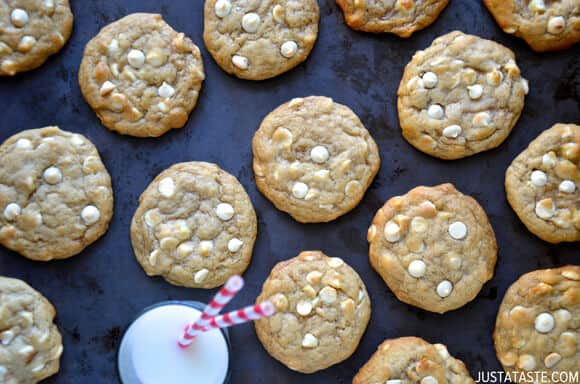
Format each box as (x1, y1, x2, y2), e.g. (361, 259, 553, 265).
(398, 31, 528, 160)
(0, 276, 63, 383)
(0, 0, 73, 76)
(368, 183, 497, 313)
(483, 0, 580, 52)
(255, 251, 371, 373)
(0, 127, 113, 261)
(78, 13, 205, 137)
(131, 162, 257, 289)
(494, 266, 580, 377)
(253, 96, 380, 223)
(353, 337, 474, 384)
(336, 0, 450, 37)
(505, 123, 580, 243)
(203, 0, 319, 80)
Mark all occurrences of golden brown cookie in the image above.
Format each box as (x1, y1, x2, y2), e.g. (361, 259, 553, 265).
(0, 276, 63, 383)
(79, 13, 205, 137)
(368, 184, 497, 313)
(131, 162, 257, 289)
(353, 337, 474, 384)
(483, 0, 580, 52)
(0, 127, 113, 261)
(398, 31, 528, 160)
(336, 0, 450, 37)
(255, 251, 371, 374)
(506, 123, 579, 243)
(203, 0, 319, 80)
(494, 266, 579, 378)
(253, 96, 380, 223)
(0, 0, 73, 76)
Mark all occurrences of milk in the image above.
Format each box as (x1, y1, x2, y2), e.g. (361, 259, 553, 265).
(118, 302, 230, 384)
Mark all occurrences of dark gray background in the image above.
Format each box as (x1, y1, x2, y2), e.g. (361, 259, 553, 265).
(0, 0, 578, 383)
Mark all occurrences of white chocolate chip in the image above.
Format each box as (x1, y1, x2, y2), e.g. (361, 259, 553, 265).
(521, 78, 529, 95)
(176, 243, 194, 258)
(272, 127, 293, 147)
(530, 170, 548, 186)
(11, 9, 29, 28)
(296, 301, 313, 316)
(100, 81, 116, 96)
(232, 55, 249, 70)
(319, 286, 337, 304)
(81, 205, 100, 225)
(517, 354, 536, 371)
(427, 104, 444, 119)
(158, 177, 175, 198)
(280, 41, 298, 58)
(535, 198, 555, 219)
(18, 345, 34, 358)
(534, 312, 555, 333)
(547, 16, 566, 35)
(194, 269, 209, 284)
(554, 309, 571, 325)
(529, 0, 546, 12)
(544, 353, 562, 368)
(542, 152, 557, 167)
(384, 221, 401, 242)
(146, 49, 165, 67)
(0, 330, 15, 345)
(158, 82, 175, 98)
(242, 13, 261, 33)
(421, 376, 438, 384)
(214, 0, 232, 17)
(408, 260, 426, 278)
(148, 250, 159, 266)
(18, 36, 36, 53)
(473, 111, 491, 126)
(387, 380, 402, 384)
(306, 271, 323, 285)
(467, 84, 484, 100)
(327, 257, 344, 268)
(30, 364, 45, 373)
(127, 49, 145, 68)
(442, 125, 462, 138)
(272, 5, 285, 23)
(15, 138, 33, 149)
(422, 72, 438, 89)
(310, 146, 329, 163)
(43, 166, 62, 184)
(437, 280, 453, 298)
(302, 333, 318, 348)
(199, 240, 214, 257)
(559, 180, 576, 193)
(4, 203, 21, 221)
(448, 221, 467, 240)
(292, 182, 309, 199)
(108, 39, 120, 56)
(227, 238, 243, 252)
(410, 217, 428, 233)
(216, 203, 234, 221)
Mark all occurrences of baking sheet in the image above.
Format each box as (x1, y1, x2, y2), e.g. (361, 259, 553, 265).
(0, 0, 578, 383)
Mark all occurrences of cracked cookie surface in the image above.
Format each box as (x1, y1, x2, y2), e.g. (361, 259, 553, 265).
(398, 31, 528, 160)
(483, 0, 580, 52)
(253, 96, 380, 223)
(353, 337, 474, 384)
(78, 13, 205, 137)
(494, 266, 580, 378)
(255, 251, 371, 374)
(506, 123, 580, 243)
(131, 162, 257, 289)
(0, 276, 63, 384)
(336, 0, 449, 37)
(0, 126, 113, 261)
(203, 0, 319, 80)
(368, 184, 497, 313)
(0, 0, 72, 76)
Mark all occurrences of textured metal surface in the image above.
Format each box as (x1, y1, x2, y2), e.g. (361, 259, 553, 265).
(0, 0, 578, 383)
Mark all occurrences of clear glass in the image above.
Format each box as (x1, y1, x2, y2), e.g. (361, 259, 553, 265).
(117, 300, 232, 384)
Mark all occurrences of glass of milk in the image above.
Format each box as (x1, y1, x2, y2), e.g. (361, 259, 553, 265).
(118, 301, 231, 384)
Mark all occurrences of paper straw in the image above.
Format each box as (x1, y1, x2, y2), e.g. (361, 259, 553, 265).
(177, 275, 244, 347)
(178, 301, 275, 348)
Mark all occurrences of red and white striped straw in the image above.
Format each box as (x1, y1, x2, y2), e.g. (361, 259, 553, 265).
(178, 275, 244, 347)
(178, 301, 275, 347)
